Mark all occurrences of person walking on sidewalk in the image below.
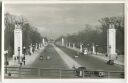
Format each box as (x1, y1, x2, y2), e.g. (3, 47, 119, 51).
(21, 56, 26, 65)
(23, 58, 25, 65)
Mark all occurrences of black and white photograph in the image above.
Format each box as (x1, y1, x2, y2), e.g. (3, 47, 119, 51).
(4, 3, 125, 79)
(4, 0, 125, 1)
(0, 2, 2, 80)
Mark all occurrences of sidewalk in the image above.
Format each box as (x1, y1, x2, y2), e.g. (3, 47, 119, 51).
(67, 47, 124, 66)
(7, 46, 45, 67)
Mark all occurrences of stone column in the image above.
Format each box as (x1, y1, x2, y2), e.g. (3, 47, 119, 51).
(80, 44, 83, 52)
(107, 23, 116, 62)
(30, 44, 33, 54)
(92, 43, 96, 54)
(62, 37, 64, 46)
(14, 24, 23, 63)
(43, 38, 45, 46)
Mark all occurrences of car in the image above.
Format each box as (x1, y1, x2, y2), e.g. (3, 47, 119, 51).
(74, 67, 87, 77)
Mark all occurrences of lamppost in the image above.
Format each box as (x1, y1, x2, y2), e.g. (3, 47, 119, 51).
(62, 37, 64, 46)
(92, 43, 96, 54)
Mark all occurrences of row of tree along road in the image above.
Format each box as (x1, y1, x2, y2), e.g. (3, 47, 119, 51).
(55, 16, 124, 55)
(4, 13, 47, 58)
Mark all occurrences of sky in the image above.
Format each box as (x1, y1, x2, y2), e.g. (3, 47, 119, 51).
(5, 3, 124, 39)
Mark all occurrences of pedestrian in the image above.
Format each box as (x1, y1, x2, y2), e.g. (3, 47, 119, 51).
(20, 62, 22, 67)
(22, 56, 25, 62)
(23, 47, 26, 56)
(23, 59, 25, 65)
(32, 47, 34, 53)
(6, 61, 9, 66)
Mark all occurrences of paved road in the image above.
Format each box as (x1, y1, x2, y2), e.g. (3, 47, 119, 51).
(54, 46, 81, 69)
(58, 46, 124, 71)
(5, 44, 69, 79)
(27, 44, 124, 78)
(29, 44, 68, 69)
(5, 44, 124, 78)
(68, 47, 124, 65)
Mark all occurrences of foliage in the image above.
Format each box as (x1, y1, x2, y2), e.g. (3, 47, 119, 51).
(4, 13, 43, 57)
(55, 16, 124, 54)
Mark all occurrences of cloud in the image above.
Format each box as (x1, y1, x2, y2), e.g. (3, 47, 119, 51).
(5, 3, 124, 39)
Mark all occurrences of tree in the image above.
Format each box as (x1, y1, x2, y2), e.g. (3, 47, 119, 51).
(4, 13, 43, 57)
(99, 16, 124, 54)
(55, 16, 124, 54)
